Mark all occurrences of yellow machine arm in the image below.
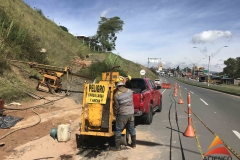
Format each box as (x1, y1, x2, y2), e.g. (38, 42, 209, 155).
(8, 60, 93, 94)
(116, 75, 132, 83)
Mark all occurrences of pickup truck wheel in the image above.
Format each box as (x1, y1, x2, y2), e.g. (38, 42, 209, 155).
(144, 104, 153, 124)
(156, 99, 162, 112)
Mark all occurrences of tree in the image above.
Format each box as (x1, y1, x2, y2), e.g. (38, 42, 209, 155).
(59, 25, 68, 32)
(35, 8, 44, 16)
(87, 35, 100, 51)
(235, 57, 240, 78)
(171, 68, 176, 74)
(176, 66, 180, 71)
(222, 58, 237, 78)
(96, 16, 124, 51)
(183, 67, 191, 73)
(149, 67, 158, 75)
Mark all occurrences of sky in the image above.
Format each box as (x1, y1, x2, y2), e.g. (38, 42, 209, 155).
(23, 0, 240, 72)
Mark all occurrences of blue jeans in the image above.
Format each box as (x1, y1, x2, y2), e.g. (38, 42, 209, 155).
(115, 114, 136, 137)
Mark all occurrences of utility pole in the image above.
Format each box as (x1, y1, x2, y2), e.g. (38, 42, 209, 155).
(185, 67, 187, 79)
(193, 46, 228, 86)
(148, 58, 149, 68)
(193, 63, 195, 79)
(207, 55, 210, 86)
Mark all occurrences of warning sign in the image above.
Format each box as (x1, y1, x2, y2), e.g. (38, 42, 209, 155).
(86, 84, 109, 104)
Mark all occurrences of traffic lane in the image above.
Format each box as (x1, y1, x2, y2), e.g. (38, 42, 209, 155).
(172, 78, 240, 124)
(156, 78, 239, 159)
(163, 79, 223, 158)
(178, 87, 240, 159)
(176, 80, 240, 127)
(175, 80, 240, 134)
(151, 86, 202, 159)
(172, 79, 240, 158)
(160, 77, 170, 83)
(159, 79, 206, 159)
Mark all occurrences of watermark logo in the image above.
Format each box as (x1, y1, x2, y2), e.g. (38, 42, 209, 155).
(204, 136, 232, 160)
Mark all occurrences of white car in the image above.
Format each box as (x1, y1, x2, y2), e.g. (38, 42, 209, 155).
(154, 79, 161, 89)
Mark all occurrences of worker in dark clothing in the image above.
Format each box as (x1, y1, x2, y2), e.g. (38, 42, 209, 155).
(112, 81, 136, 151)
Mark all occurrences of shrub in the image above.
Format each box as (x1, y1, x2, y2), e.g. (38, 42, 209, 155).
(35, 8, 44, 17)
(0, 58, 10, 75)
(77, 60, 127, 82)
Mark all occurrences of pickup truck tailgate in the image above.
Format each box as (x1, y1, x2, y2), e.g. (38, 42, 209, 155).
(133, 93, 141, 110)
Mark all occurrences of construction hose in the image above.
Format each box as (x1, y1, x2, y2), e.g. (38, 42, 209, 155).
(0, 96, 67, 141)
(0, 107, 41, 140)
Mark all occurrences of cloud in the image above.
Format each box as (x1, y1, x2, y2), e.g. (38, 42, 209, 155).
(100, 9, 110, 17)
(191, 30, 232, 44)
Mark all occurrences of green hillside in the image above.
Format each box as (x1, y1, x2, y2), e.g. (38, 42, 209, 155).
(0, 0, 158, 102)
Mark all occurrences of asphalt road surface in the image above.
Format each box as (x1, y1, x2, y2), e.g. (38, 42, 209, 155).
(163, 77, 240, 160)
(73, 77, 240, 160)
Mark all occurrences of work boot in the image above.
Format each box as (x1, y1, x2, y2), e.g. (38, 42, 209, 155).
(110, 136, 121, 151)
(131, 135, 136, 148)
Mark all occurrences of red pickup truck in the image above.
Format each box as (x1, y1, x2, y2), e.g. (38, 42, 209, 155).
(125, 78, 162, 124)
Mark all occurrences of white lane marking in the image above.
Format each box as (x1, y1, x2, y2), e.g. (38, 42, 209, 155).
(200, 98, 208, 105)
(162, 89, 166, 94)
(185, 88, 187, 90)
(233, 130, 240, 140)
(190, 91, 194, 94)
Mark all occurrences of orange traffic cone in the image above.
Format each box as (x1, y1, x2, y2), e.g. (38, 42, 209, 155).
(178, 97, 184, 104)
(174, 83, 178, 92)
(184, 117, 195, 137)
(175, 83, 178, 92)
(184, 92, 195, 137)
(174, 88, 177, 97)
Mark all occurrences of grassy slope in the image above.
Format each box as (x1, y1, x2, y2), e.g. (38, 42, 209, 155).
(0, 0, 158, 102)
(1, 0, 90, 65)
(86, 52, 158, 79)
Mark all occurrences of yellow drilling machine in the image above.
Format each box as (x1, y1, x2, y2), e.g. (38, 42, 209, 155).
(9, 60, 91, 94)
(78, 66, 129, 148)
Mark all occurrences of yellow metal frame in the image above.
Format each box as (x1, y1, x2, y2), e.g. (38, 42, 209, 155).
(40, 74, 62, 91)
(80, 72, 126, 137)
(80, 81, 115, 137)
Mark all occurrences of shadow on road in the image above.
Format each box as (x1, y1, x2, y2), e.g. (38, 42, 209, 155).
(135, 139, 162, 146)
(75, 134, 114, 149)
(166, 126, 184, 134)
(58, 154, 73, 160)
(33, 157, 54, 160)
(75, 134, 114, 158)
(136, 139, 201, 155)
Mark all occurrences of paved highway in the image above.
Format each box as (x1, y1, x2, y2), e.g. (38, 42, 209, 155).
(74, 77, 240, 160)
(163, 77, 240, 160)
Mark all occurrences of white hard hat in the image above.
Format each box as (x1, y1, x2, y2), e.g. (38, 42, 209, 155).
(116, 81, 125, 87)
